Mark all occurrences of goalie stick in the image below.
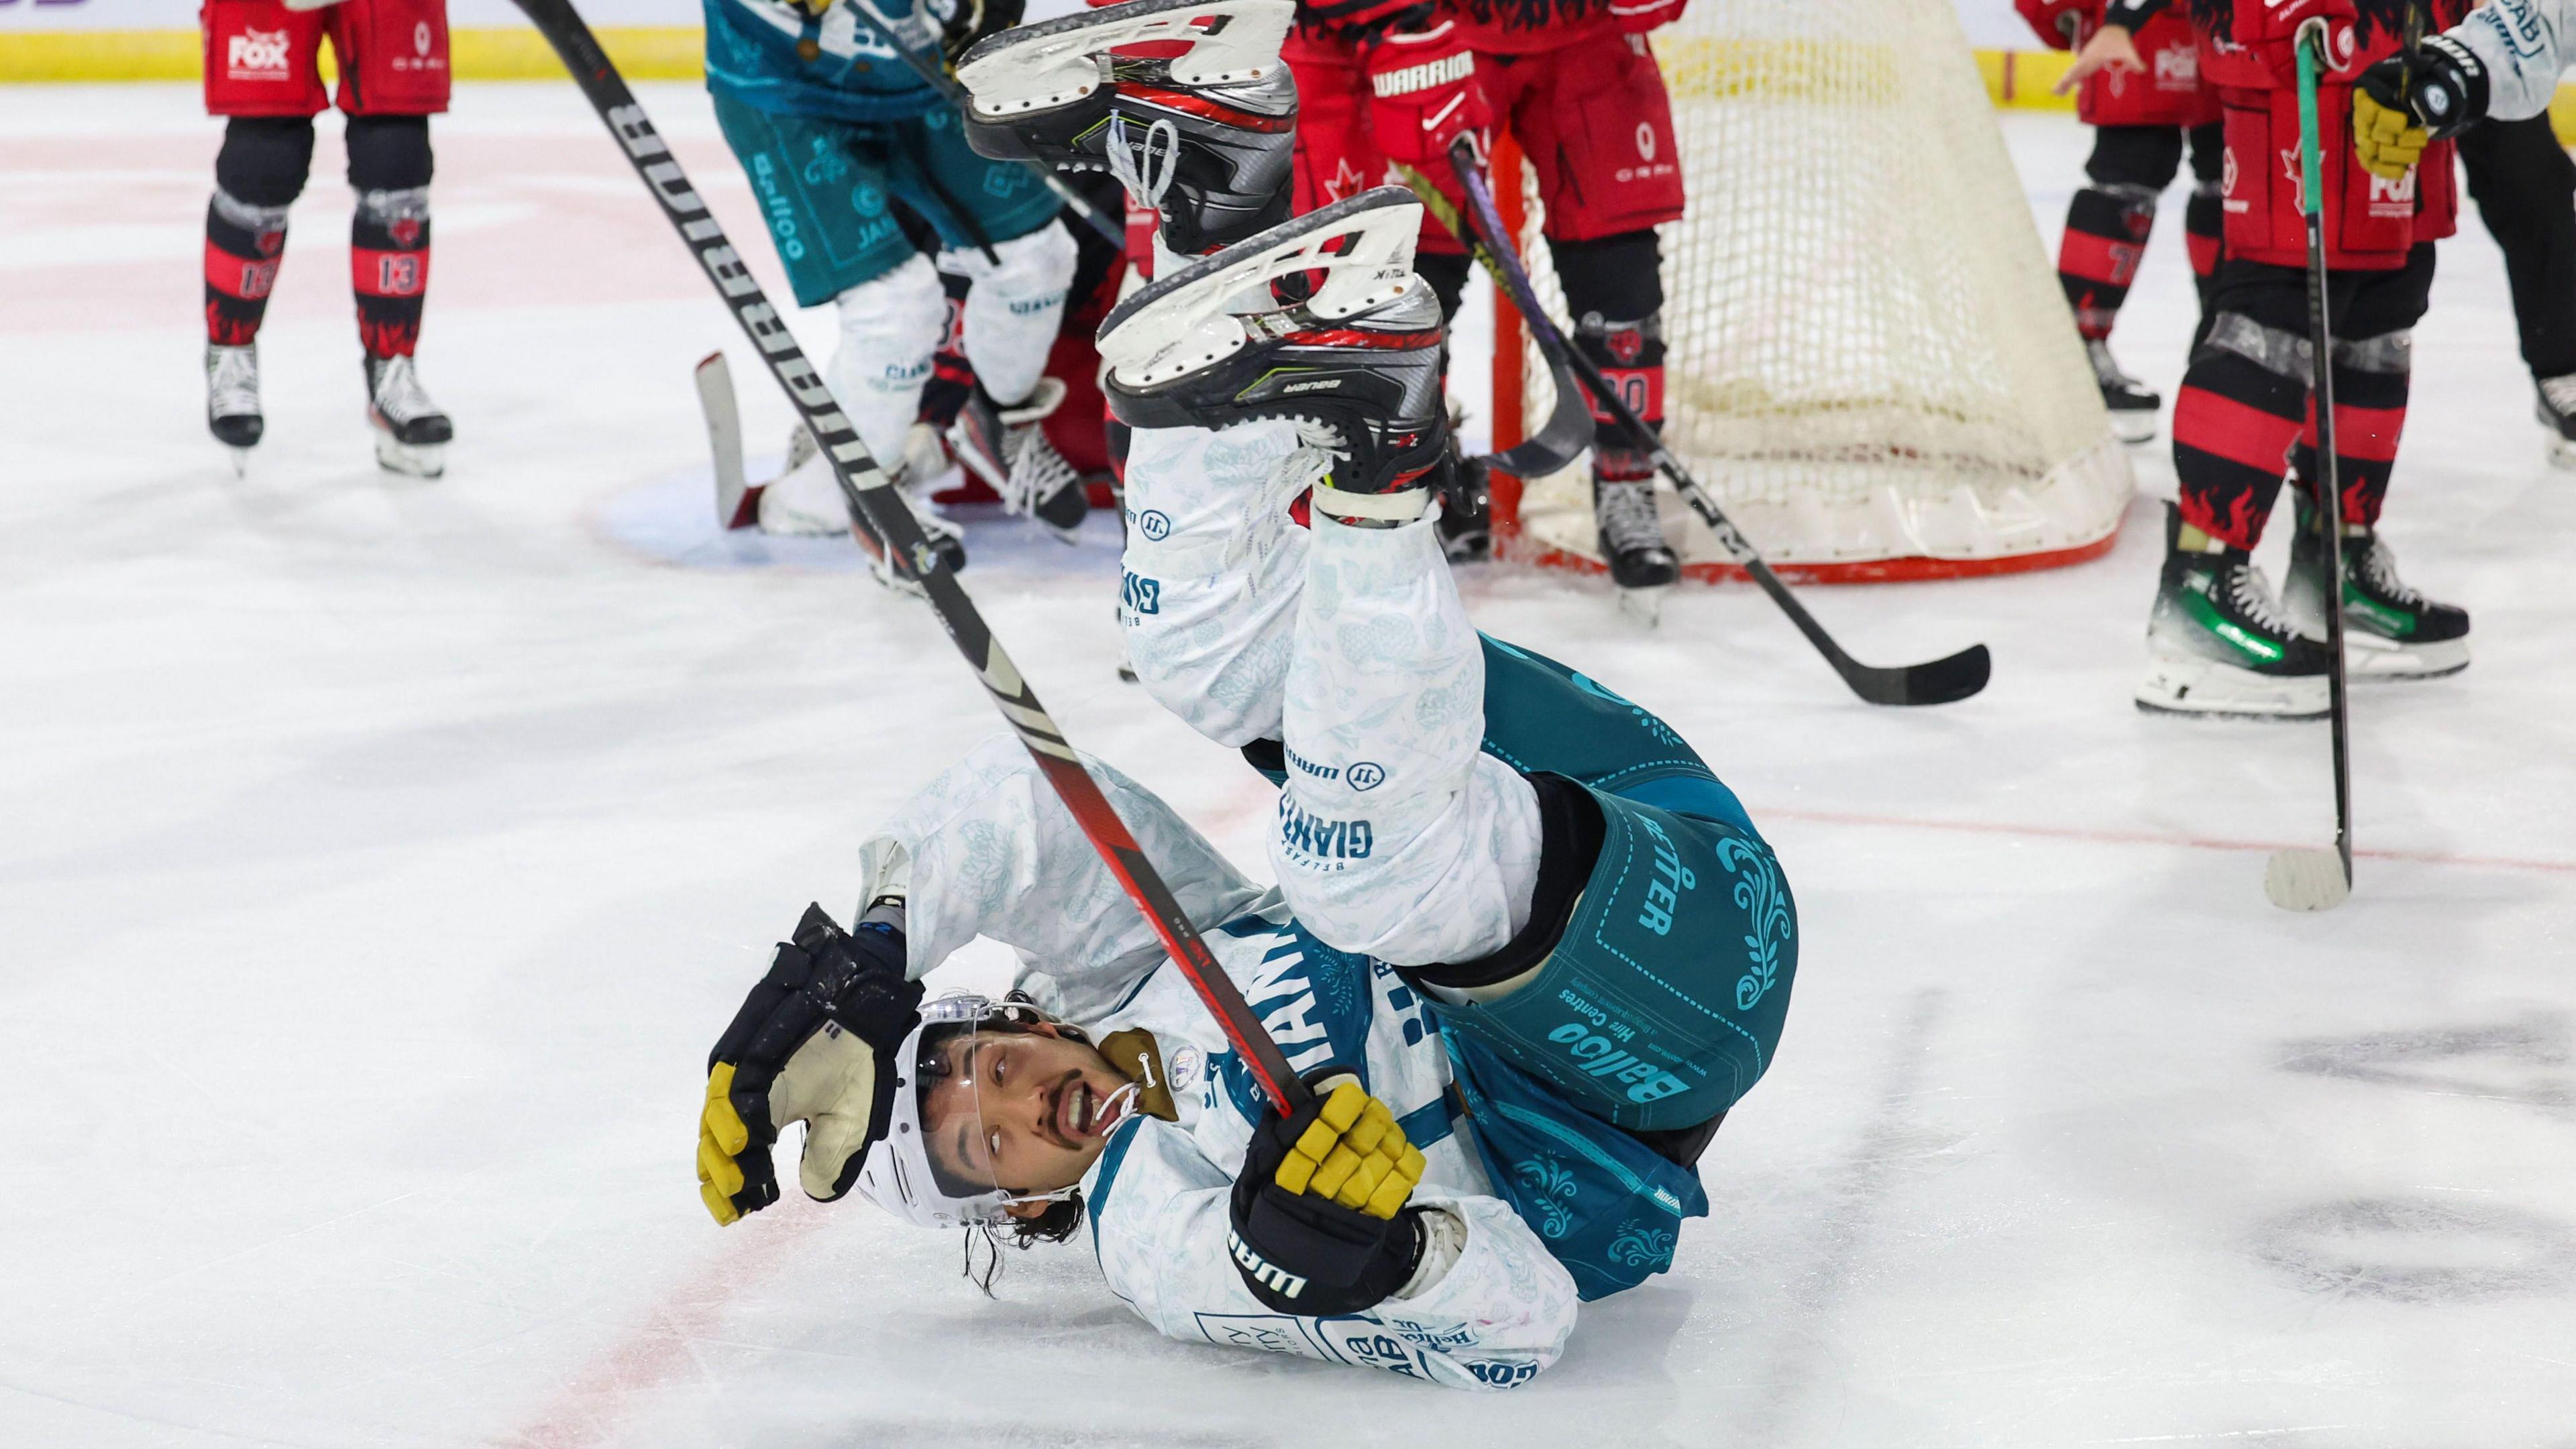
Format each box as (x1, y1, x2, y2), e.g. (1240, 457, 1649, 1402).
(2265, 19, 2355, 912)
(513, 0, 1310, 1113)
(1434, 136, 1993, 708)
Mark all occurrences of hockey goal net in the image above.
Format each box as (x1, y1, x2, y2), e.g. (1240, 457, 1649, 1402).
(1487, 1, 2135, 582)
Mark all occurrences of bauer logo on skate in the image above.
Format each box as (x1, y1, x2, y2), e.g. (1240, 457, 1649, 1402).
(227, 28, 291, 81)
(1635, 815, 1696, 937)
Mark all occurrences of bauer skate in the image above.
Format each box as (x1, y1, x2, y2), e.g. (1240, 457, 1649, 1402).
(207, 343, 262, 473)
(366, 354, 453, 478)
(2088, 339, 2161, 445)
(1594, 474, 1680, 595)
(1096, 188, 1448, 518)
(955, 0, 1295, 256)
(2282, 496, 2470, 680)
(2135, 505, 2329, 719)
(950, 377, 1089, 541)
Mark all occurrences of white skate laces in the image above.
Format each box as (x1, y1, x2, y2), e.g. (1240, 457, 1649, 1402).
(1106, 113, 1183, 212)
(207, 345, 260, 421)
(369, 355, 440, 429)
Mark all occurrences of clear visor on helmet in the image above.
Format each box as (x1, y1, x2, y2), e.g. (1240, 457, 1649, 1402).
(910, 1002, 1130, 1210)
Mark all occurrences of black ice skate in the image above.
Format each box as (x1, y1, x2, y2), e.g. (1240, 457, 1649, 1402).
(1436, 439, 1493, 562)
(1593, 475, 1680, 592)
(207, 342, 262, 473)
(951, 377, 1089, 541)
(2135, 504, 2330, 718)
(366, 354, 453, 478)
(2536, 372, 2576, 470)
(2283, 496, 2470, 680)
(955, 0, 1295, 256)
(1095, 188, 1449, 523)
(2088, 339, 2161, 444)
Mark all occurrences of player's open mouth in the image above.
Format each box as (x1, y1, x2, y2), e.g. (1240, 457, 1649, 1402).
(1053, 1075, 1102, 1142)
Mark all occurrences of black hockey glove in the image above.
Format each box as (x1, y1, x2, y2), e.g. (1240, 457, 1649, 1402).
(2356, 35, 2489, 178)
(698, 902, 922, 1226)
(1227, 1070, 1429, 1316)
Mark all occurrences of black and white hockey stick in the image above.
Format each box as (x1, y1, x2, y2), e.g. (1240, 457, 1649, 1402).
(843, 0, 1130, 250)
(1438, 136, 1993, 708)
(513, 0, 1311, 1112)
(2266, 21, 2354, 911)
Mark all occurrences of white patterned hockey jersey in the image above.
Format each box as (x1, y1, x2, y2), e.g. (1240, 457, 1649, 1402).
(851, 736, 1581, 1390)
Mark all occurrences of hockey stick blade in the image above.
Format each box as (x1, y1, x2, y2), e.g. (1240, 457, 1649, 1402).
(1387, 162, 1591, 480)
(1442, 138, 1991, 707)
(514, 0, 1310, 1117)
(695, 352, 761, 531)
(2264, 846, 2351, 911)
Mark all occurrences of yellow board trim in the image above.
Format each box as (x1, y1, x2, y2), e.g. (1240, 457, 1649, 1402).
(5, 31, 2575, 147)
(0, 25, 705, 84)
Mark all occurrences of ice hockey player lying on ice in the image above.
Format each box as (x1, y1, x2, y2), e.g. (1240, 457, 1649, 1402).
(692, 180, 1801, 1389)
(695, 0, 1792, 1382)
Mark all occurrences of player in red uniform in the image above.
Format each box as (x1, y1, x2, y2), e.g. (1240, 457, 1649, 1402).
(1284, 0, 1690, 591)
(200, 0, 453, 477)
(2066, 0, 2471, 717)
(2021, 0, 2223, 442)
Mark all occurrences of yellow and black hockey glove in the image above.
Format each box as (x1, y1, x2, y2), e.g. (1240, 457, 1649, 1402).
(1226, 1071, 1429, 1315)
(2355, 35, 2489, 180)
(698, 902, 922, 1225)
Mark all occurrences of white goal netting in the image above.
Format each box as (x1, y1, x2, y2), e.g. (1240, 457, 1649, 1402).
(1497, 1, 2134, 580)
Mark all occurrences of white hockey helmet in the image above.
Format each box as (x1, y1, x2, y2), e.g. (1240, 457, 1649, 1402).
(856, 992, 1087, 1231)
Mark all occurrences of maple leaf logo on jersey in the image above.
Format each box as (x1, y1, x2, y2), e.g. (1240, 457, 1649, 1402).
(1326, 157, 1367, 203)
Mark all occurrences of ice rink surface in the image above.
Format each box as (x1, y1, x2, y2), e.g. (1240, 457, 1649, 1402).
(5, 83, 2574, 1448)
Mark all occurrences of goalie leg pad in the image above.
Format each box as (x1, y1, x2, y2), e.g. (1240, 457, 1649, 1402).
(943, 219, 1077, 409)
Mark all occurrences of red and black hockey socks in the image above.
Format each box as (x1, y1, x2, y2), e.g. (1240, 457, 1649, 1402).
(346, 115, 435, 360)
(205, 190, 293, 347)
(205, 116, 315, 347)
(1557, 232, 1665, 483)
(351, 186, 431, 359)
(2058, 182, 2157, 341)
(2173, 253, 2432, 549)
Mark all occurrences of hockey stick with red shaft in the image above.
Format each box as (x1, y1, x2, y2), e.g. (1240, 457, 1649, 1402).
(1441, 136, 1992, 708)
(511, 0, 1309, 1111)
(2265, 18, 2355, 911)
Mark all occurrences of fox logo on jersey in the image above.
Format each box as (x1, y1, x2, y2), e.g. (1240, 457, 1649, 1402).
(228, 28, 292, 80)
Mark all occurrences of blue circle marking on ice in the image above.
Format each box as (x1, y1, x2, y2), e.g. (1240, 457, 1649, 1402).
(1347, 761, 1385, 792)
(1138, 509, 1172, 541)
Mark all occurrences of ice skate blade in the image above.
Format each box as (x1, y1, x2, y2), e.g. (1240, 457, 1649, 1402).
(1098, 188, 1425, 390)
(2264, 847, 2350, 911)
(2134, 651, 2327, 720)
(226, 446, 252, 478)
(374, 434, 445, 478)
(2538, 410, 2576, 470)
(2345, 633, 2469, 680)
(1615, 584, 1670, 627)
(2108, 410, 2160, 445)
(958, 0, 1291, 116)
